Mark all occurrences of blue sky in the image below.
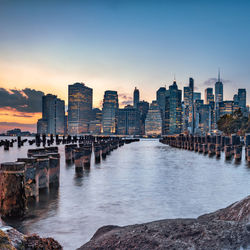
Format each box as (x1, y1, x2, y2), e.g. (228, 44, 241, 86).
(0, 0, 249, 111)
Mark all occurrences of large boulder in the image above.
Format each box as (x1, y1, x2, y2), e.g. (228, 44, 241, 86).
(79, 196, 250, 250)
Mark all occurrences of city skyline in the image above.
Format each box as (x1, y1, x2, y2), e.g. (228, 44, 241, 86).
(0, 77, 248, 133)
(1, 0, 250, 132)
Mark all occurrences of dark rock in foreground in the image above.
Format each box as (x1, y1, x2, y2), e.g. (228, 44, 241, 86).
(79, 195, 250, 250)
(0, 223, 62, 250)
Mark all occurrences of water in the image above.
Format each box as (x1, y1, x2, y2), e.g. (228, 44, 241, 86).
(1, 138, 250, 249)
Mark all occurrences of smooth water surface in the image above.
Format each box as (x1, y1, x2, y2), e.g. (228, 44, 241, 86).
(1, 138, 250, 249)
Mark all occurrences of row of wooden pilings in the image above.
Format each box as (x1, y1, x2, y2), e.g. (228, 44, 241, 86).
(0, 146, 60, 218)
(0, 136, 139, 219)
(160, 134, 250, 163)
(65, 137, 140, 171)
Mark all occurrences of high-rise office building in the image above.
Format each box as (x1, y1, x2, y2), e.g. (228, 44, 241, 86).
(133, 87, 140, 108)
(56, 98, 66, 134)
(219, 101, 234, 117)
(137, 101, 149, 135)
(145, 101, 162, 136)
(156, 87, 167, 113)
(205, 88, 214, 104)
(68, 82, 93, 135)
(37, 119, 48, 134)
(215, 70, 223, 123)
(193, 92, 201, 101)
(89, 108, 102, 135)
(102, 90, 119, 134)
(42, 94, 56, 134)
(117, 105, 140, 135)
(164, 81, 182, 135)
(238, 88, 246, 112)
(38, 94, 65, 135)
(182, 78, 194, 133)
(215, 70, 223, 105)
(198, 104, 211, 134)
(156, 87, 167, 133)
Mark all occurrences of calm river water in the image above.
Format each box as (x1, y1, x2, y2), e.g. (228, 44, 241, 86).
(1, 138, 250, 249)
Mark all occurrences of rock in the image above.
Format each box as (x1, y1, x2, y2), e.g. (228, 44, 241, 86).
(0, 225, 62, 249)
(79, 195, 250, 250)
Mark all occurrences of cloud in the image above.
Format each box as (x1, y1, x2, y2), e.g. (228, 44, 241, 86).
(203, 78, 232, 87)
(118, 93, 133, 107)
(0, 87, 44, 113)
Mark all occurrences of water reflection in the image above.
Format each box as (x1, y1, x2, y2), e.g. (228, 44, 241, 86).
(1, 138, 250, 249)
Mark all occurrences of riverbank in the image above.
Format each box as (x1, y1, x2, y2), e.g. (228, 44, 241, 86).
(79, 195, 250, 249)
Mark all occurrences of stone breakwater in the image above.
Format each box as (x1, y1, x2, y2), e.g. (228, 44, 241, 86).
(79, 195, 250, 250)
(160, 133, 250, 163)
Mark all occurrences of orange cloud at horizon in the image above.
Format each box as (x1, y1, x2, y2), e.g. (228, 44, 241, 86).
(0, 107, 42, 124)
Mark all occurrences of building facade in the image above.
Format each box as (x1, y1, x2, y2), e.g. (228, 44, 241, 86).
(133, 87, 140, 108)
(164, 81, 182, 135)
(145, 101, 162, 136)
(102, 90, 119, 134)
(68, 82, 93, 135)
(37, 94, 65, 135)
(117, 105, 140, 135)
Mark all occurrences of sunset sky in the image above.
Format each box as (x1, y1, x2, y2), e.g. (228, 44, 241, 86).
(0, 0, 249, 132)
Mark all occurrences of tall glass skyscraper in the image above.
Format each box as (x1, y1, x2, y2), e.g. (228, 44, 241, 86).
(68, 82, 93, 135)
(164, 81, 182, 135)
(117, 105, 140, 135)
(137, 100, 149, 135)
(102, 90, 119, 134)
(145, 101, 162, 136)
(133, 87, 140, 108)
(215, 70, 223, 105)
(38, 94, 65, 135)
(205, 88, 214, 104)
(238, 88, 246, 112)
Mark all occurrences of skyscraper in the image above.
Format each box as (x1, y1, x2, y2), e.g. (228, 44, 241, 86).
(182, 78, 194, 133)
(117, 105, 140, 135)
(193, 92, 201, 101)
(215, 70, 223, 105)
(38, 94, 65, 135)
(137, 101, 149, 135)
(102, 90, 119, 134)
(164, 81, 182, 135)
(156, 87, 167, 113)
(42, 94, 57, 134)
(238, 88, 246, 113)
(215, 70, 223, 123)
(205, 88, 214, 104)
(145, 101, 162, 136)
(68, 82, 93, 135)
(156, 87, 167, 133)
(133, 87, 140, 108)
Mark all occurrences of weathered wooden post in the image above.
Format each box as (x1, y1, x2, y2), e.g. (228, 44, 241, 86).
(74, 148, 84, 171)
(47, 153, 60, 187)
(216, 135, 221, 158)
(94, 143, 101, 163)
(208, 143, 215, 156)
(0, 162, 27, 218)
(17, 158, 39, 202)
(32, 154, 50, 190)
(234, 145, 242, 162)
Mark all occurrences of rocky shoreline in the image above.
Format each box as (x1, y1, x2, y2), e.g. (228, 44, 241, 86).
(1, 195, 250, 249)
(79, 195, 250, 250)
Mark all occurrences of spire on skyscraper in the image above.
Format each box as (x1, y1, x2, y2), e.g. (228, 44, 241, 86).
(218, 68, 221, 82)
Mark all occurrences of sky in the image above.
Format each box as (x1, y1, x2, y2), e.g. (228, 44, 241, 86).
(0, 0, 249, 132)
